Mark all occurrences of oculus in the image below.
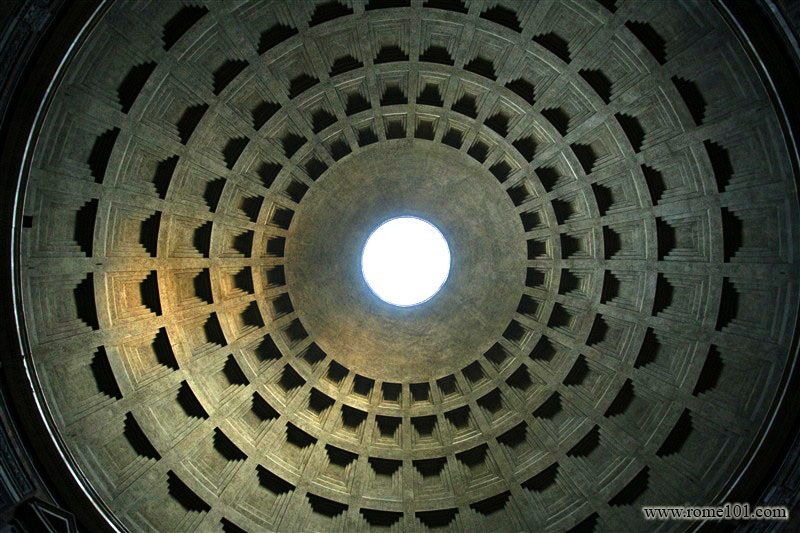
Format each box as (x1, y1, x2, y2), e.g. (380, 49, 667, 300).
(361, 216, 451, 307)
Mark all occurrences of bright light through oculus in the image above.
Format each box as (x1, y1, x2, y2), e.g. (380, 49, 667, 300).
(361, 216, 451, 307)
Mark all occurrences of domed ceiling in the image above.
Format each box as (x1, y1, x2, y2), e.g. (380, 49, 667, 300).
(12, 0, 800, 531)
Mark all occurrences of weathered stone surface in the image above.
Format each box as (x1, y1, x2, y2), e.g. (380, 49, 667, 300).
(288, 142, 525, 382)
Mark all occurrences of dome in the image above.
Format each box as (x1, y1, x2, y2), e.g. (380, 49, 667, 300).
(2, 0, 800, 531)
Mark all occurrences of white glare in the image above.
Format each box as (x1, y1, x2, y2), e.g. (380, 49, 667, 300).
(361, 216, 451, 307)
